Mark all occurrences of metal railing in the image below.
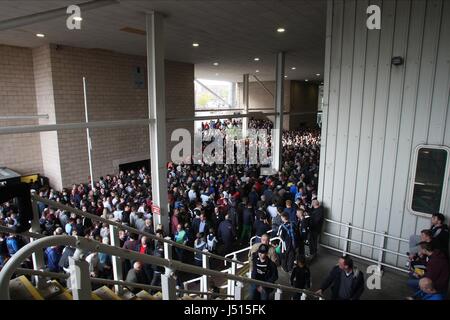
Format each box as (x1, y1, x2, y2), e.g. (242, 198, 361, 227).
(320, 219, 410, 273)
(32, 195, 244, 267)
(0, 234, 323, 300)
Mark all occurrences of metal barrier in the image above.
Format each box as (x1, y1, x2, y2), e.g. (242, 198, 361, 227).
(0, 234, 323, 300)
(320, 219, 410, 273)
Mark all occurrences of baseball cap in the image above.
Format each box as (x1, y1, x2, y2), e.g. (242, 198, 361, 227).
(258, 244, 269, 254)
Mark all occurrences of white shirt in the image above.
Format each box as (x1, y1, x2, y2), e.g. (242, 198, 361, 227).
(113, 210, 123, 221)
(188, 189, 197, 202)
(267, 205, 278, 219)
(200, 194, 209, 206)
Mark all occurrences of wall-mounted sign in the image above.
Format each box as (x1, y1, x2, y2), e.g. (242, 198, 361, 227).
(133, 66, 145, 89)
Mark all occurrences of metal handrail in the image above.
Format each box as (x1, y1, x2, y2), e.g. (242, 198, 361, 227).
(33, 195, 244, 266)
(320, 244, 409, 273)
(324, 219, 408, 243)
(323, 233, 409, 258)
(0, 235, 324, 300)
(14, 268, 232, 298)
(224, 236, 283, 267)
(0, 225, 44, 239)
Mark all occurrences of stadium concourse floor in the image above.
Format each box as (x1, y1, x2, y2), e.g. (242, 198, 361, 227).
(276, 248, 412, 300)
(179, 244, 416, 300)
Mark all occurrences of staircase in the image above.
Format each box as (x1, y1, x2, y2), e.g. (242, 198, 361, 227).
(8, 275, 233, 300)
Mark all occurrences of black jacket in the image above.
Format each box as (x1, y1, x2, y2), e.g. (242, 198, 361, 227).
(290, 265, 311, 289)
(251, 255, 278, 285)
(310, 206, 324, 233)
(320, 265, 364, 300)
(431, 224, 449, 253)
(253, 220, 270, 237)
(218, 219, 235, 245)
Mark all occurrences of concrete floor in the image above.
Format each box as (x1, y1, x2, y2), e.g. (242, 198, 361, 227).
(276, 248, 413, 300)
(182, 244, 424, 300)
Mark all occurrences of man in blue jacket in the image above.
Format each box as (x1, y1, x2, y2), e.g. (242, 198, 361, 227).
(315, 255, 364, 300)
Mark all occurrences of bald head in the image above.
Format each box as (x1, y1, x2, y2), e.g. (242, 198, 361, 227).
(133, 261, 142, 271)
(419, 278, 436, 294)
(261, 233, 270, 245)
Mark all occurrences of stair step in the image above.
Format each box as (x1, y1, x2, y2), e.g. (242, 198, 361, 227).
(9, 276, 44, 300)
(136, 290, 161, 300)
(117, 288, 138, 300)
(49, 288, 102, 300)
(38, 280, 64, 299)
(93, 285, 122, 300)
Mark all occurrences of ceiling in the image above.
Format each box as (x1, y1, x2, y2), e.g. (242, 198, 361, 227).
(0, 0, 327, 82)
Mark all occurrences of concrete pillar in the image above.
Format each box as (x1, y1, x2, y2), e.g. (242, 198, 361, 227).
(146, 11, 169, 235)
(273, 52, 285, 172)
(242, 74, 249, 137)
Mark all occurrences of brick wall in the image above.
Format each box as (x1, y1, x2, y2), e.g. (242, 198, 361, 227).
(47, 45, 194, 188)
(1, 43, 195, 189)
(0, 45, 43, 175)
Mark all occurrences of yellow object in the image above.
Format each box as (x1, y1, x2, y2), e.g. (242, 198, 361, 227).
(18, 275, 44, 300)
(414, 268, 425, 277)
(20, 174, 39, 184)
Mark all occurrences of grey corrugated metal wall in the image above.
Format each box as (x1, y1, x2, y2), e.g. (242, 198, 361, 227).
(319, 0, 450, 268)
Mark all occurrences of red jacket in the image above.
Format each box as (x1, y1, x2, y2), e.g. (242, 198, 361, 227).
(425, 250, 450, 293)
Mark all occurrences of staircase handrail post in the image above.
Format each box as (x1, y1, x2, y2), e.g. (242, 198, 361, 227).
(109, 224, 123, 295)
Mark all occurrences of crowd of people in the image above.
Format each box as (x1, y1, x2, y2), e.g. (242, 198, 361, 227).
(405, 213, 449, 300)
(1, 117, 448, 300)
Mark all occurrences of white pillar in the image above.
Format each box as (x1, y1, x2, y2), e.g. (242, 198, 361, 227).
(242, 74, 249, 137)
(83, 77, 95, 190)
(30, 201, 45, 289)
(109, 225, 123, 295)
(273, 52, 285, 172)
(68, 257, 92, 300)
(146, 11, 169, 235)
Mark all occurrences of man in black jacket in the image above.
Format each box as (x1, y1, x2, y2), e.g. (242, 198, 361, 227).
(309, 199, 324, 258)
(250, 244, 278, 300)
(218, 214, 235, 255)
(316, 255, 364, 300)
(431, 213, 449, 254)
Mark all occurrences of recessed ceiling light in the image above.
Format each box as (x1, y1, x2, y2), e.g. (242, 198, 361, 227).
(254, 57, 260, 61)
(284, 75, 288, 78)
(291, 67, 296, 70)
(192, 43, 199, 47)
(36, 33, 45, 38)
(255, 70, 259, 73)
(277, 28, 286, 33)
(213, 62, 219, 66)
(73, 16, 83, 21)
(305, 79, 309, 82)
(316, 73, 321, 76)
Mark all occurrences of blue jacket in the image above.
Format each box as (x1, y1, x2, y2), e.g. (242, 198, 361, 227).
(414, 290, 444, 300)
(6, 237, 20, 255)
(45, 247, 62, 272)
